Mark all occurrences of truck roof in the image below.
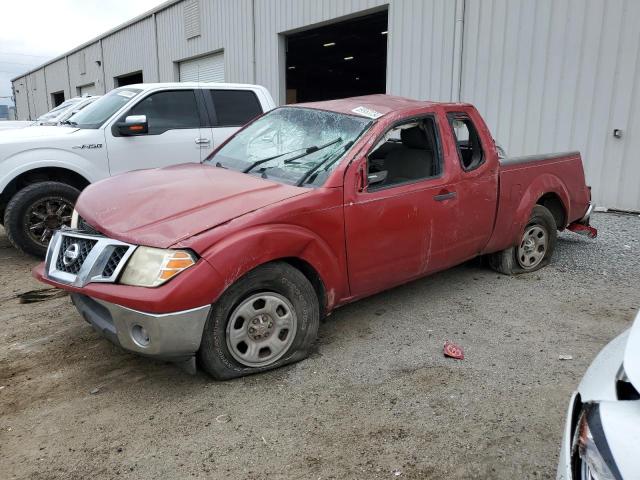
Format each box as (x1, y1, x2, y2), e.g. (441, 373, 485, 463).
(295, 94, 472, 118)
(122, 82, 270, 91)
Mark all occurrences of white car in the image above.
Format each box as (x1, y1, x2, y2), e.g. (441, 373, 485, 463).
(557, 310, 640, 479)
(0, 82, 276, 256)
(0, 97, 99, 131)
(33, 96, 100, 126)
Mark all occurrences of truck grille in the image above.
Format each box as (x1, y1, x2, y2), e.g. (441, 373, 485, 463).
(55, 236, 98, 274)
(45, 231, 135, 287)
(102, 246, 129, 278)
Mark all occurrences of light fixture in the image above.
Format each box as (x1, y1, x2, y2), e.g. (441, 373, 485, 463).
(287, 66, 296, 70)
(323, 42, 336, 47)
(344, 56, 354, 61)
(381, 30, 388, 35)
(355, 76, 360, 80)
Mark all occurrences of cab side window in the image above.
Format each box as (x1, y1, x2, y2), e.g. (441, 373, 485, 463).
(207, 90, 263, 127)
(367, 116, 441, 190)
(126, 90, 200, 135)
(448, 113, 484, 171)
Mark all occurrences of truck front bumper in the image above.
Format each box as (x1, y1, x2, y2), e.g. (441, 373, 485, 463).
(71, 293, 211, 360)
(580, 201, 595, 224)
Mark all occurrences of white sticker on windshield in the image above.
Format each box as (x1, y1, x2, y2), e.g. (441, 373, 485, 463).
(352, 106, 383, 119)
(117, 90, 136, 98)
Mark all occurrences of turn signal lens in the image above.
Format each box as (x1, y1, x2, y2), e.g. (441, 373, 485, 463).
(120, 247, 196, 287)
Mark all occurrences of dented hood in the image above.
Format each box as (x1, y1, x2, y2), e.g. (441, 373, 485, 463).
(76, 163, 308, 248)
(624, 310, 640, 391)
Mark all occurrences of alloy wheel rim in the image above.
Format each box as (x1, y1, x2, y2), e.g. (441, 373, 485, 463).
(226, 292, 297, 367)
(517, 224, 548, 269)
(24, 196, 74, 248)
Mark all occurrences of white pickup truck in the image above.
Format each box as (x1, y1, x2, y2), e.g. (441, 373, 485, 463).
(0, 82, 276, 256)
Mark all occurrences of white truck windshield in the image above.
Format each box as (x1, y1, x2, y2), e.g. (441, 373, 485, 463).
(68, 88, 142, 129)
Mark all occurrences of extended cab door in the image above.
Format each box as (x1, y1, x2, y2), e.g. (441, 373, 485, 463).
(441, 108, 499, 261)
(200, 88, 266, 148)
(105, 89, 210, 175)
(344, 114, 459, 297)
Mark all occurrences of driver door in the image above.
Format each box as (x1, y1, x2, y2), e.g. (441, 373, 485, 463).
(105, 89, 211, 175)
(343, 115, 458, 297)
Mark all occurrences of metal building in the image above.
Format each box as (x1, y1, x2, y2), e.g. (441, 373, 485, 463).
(11, 0, 640, 211)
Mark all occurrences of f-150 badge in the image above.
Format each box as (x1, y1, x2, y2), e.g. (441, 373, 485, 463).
(72, 144, 103, 149)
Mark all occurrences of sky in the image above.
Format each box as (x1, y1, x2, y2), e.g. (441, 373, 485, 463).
(0, 0, 166, 107)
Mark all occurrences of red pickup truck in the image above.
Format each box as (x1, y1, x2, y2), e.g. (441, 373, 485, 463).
(35, 95, 593, 379)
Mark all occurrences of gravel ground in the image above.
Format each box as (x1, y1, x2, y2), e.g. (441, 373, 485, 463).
(0, 212, 638, 480)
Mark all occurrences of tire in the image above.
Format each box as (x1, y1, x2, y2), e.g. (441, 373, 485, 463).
(3, 181, 80, 258)
(488, 205, 557, 275)
(198, 261, 320, 380)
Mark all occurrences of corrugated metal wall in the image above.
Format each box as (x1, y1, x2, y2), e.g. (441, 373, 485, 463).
(156, 0, 254, 83)
(9, 0, 640, 209)
(67, 42, 104, 97)
(460, 0, 640, 210)
(102, 17, 159, 89)
(44, 59, 71, 104)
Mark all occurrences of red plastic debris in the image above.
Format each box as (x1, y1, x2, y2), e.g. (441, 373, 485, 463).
(443, 341, 464, 360)
(567, 223, 598, 238)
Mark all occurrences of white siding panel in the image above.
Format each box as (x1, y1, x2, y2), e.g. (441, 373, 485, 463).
(67, 43, 104, 96)
(102, 17, 158, 90)
(13, 77, 29, 120)
(44, 59, 71, 106)
(156, 0, 253, 84)
(461, 0, 640, 210)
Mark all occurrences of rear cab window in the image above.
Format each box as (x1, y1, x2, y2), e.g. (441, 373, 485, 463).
(447, 113, 485, 171)
(205, 89, 263, 127)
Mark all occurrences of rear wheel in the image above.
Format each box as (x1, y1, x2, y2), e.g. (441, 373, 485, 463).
(488, 205, 557, 275)
(198, 262, 319, 380)
(3, 181, 79, 257)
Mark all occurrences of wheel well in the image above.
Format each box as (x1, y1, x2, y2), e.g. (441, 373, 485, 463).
(0, 167, 90, 219)
(280, 257, 327, 319)
(537, 193, 566, 229)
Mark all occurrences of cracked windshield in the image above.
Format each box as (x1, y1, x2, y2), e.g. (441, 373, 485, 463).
(208, 107, 371, 187)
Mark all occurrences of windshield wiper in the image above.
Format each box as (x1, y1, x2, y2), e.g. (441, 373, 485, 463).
(296, 140, 354, 186)
(61, 120, 77, 126)
(242, 137, 342, 174)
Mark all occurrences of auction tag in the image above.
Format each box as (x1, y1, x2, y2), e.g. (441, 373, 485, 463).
(117, 90, 136, 98)
(352, 106, 383, 119)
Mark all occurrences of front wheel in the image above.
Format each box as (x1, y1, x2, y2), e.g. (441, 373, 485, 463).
(198, 262, 320, 380)
(3, 181, 79, 257)
(488, 205, 557, 275)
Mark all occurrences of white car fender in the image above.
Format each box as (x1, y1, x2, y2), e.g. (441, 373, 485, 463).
(0, 150, 105, 193)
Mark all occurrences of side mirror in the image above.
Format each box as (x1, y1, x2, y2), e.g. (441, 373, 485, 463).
(116, 115, 148, 136)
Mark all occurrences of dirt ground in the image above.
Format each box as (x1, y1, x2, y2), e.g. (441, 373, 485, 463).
(1, 212, 639, 480)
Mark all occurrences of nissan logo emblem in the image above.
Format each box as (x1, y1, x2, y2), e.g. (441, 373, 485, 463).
(63, 243, 80, 266)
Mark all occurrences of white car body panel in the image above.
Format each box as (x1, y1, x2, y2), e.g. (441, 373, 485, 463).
(557, 310, 640, 480)
(0, 121, 33, 131)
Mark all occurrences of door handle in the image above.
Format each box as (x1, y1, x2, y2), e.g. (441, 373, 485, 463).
(433, 191, 457, 201)
(194, 137, 211, 145)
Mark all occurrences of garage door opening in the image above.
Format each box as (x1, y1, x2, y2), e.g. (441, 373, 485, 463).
(285, 10, 388, 104)
(115, 71, 143, 87)
(51, 91, 65, 107)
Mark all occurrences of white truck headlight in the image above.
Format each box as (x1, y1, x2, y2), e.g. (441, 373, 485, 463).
(120, 247, 196, 287)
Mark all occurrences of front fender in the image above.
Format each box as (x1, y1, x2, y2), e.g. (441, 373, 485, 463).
(199, 223, 347, 311)
(0, 148, 108, 193)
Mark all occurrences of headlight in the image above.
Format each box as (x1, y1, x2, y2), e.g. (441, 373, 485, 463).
(120, 247, 196, 287)
(573, 406, 617, 480)
(70, 209, 79, 229)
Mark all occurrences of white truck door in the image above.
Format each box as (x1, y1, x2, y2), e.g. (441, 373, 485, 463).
(105, 89, 207, 175)
(201, 89, 267, 148)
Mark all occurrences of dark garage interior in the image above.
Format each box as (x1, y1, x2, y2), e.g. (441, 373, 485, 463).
(285, 10, 388, 103)
(115, 71, 144, 87)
